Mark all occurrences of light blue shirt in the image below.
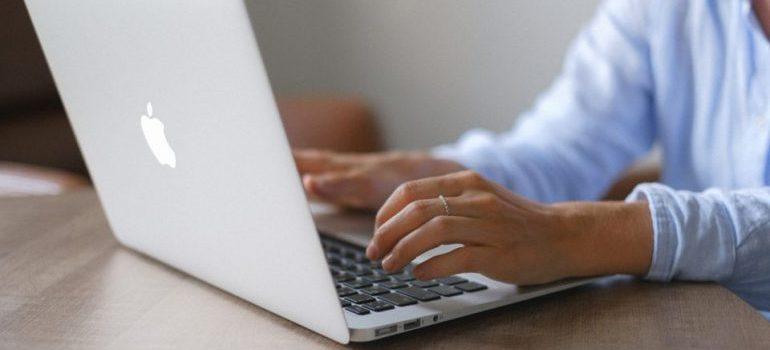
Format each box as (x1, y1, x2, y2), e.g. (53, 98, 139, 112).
(434, 0, 770, 317)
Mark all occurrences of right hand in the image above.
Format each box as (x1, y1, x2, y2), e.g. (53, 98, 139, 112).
(293, 149, 465, 211)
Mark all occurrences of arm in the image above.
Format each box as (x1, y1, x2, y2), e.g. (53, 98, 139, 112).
(366, 171, 770, 314)
(366, 170, 653, 285)
(295, 0, 654, 210)
(629, 184, 770, 312)
(434, 0, 655, 203)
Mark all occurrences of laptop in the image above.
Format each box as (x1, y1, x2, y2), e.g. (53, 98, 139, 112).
(24, 0, 596, 343)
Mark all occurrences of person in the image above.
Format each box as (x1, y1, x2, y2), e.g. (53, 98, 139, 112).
(294, 0, 770, 318)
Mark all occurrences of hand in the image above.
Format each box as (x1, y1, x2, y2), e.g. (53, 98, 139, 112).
(366, 170, 653, 285)
(293, 149, 465, 211)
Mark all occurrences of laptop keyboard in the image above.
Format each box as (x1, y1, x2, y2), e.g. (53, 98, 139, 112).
(322, 236, 487, 316)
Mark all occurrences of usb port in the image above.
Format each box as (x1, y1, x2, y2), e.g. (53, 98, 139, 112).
(375, 325, 398, 337)
(403, 319, 421, 331)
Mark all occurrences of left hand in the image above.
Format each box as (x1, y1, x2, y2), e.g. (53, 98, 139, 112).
(366, 170, 653, 285)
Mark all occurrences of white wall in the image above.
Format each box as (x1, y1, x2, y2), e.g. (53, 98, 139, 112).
(248, 0, 601, 149)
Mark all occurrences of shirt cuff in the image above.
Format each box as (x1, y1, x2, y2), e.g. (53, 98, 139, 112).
(625, 183, 680, 281)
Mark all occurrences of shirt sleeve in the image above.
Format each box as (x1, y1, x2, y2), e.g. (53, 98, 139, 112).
(433, 0, 655, 203)
(627, 183, 770, 312)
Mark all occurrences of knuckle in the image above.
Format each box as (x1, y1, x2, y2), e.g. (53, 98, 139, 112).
(388, 248, 400, 261)
(479, 193, 497, 205)
(392, 237, 414, 259)
(397, 181, 418, 200)
(474, 193, 501, 210)
(462, 170, 484, 184)
(371, 228, 386, 242)
(412, 199, 432, 213)
(429, 215, 451, 232)
(374, 212, 385, 226)
(404, 201, 424, 218)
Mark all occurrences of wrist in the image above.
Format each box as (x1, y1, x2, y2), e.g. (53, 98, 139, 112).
(552, 201, 653, 278)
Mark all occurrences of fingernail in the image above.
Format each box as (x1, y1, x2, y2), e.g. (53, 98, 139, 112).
(382, 255, 394, 271)
(366, 244, 379, 260)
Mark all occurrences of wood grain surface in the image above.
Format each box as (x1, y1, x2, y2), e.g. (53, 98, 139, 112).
(1, 189, 769, 349)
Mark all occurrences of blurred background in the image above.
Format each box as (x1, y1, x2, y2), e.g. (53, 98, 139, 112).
(0, 0, 599, 196)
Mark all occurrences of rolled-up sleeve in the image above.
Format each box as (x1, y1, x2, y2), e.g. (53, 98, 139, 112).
(434, 0, 655, 203)
(627, 183, 770, 312)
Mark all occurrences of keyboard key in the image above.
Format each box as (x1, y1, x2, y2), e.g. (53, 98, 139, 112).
(437, 276, 467, 285)
(337, 286, 357, 297)
(428, 285, 463, 297)
(361, 286, 390, 295)
(327, 245, 341, 254)
(394, 273, 416, 282)
(340, 298, 351, 307)
(341, 260, 358, 270)
(379, 280, 408, 289)
(351, 266, 373, 276)
(410, 279, 438, 288)
(344, 278, 373, 289)
(379, 292, 418, 306)
(382, 268, 404, 276)
(367, 272, 390, 282)
(345, 305, 370, 315)
(327, 255, 342, 267)
(343, 250, 359, 260)
(397, 287, 440, 301)
(455, 282, 487, 292)
(361, 300, 395, 312)
(334, 273, 355, 283)
(345, 293, 375, 304)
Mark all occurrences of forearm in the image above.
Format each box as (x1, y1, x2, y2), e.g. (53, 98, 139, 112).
(552, 200, 653, 278)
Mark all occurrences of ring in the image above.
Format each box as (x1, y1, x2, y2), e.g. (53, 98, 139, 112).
(438, 195, 451, 216)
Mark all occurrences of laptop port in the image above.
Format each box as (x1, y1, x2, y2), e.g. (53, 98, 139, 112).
(375, 325, 398, 337)
(403, 319, 421, 331)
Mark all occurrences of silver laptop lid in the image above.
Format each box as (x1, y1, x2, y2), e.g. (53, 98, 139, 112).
(24, 0, 349, 343)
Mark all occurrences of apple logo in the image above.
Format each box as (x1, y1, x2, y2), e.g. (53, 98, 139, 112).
(140, 102, 177, 168)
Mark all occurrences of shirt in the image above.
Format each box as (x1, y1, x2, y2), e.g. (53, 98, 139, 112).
(434, 0, 770, 317)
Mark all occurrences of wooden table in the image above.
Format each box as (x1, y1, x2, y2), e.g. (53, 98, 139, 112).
(1, 190, 769, 349)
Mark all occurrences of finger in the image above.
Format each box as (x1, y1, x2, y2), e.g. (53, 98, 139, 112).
(293, 149, 353, 174)
(304, 171, 377, 209)
(368, 194, 488, 260)
(411, 246, 488, 280)
(380, 216, 489, 272)
(301, 175, 324, 202)
(375, 170, 490, 228)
